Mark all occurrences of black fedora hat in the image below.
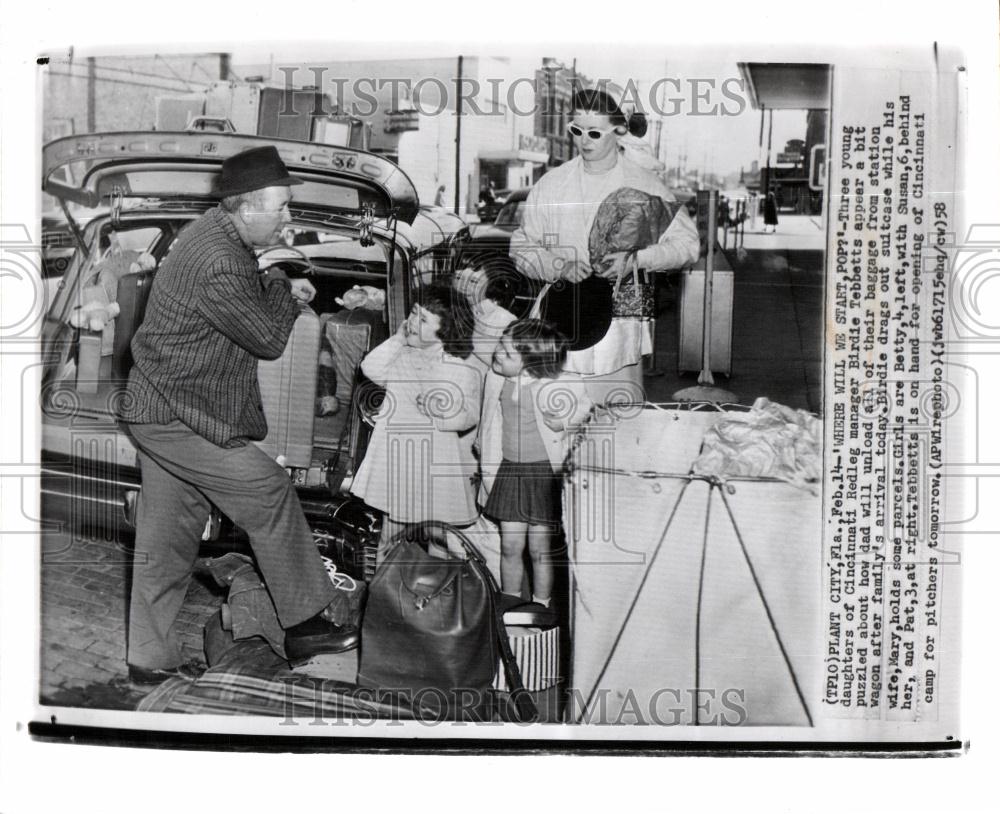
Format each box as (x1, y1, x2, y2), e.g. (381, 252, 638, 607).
(216, 146, 303, 198)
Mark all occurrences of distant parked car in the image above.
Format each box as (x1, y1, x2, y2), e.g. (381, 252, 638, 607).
(468, 188, 528, 240)
(475, 186, 513, 223)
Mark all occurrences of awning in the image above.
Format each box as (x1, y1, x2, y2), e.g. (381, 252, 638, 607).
(478, 149, 550, 165)
(737, 63, 831, 110)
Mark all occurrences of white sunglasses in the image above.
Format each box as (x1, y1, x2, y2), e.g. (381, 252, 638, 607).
(567, 122, 617, 140)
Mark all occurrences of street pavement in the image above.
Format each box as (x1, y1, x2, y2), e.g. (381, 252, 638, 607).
(40, 530, 222, 709)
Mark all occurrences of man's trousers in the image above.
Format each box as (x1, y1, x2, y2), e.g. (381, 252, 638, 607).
(126, 420, 336, 670)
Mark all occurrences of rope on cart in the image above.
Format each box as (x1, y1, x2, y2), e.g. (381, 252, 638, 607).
(581, 476, 695, 716)
(568, 560, 593, 619)
(571, 400, 818, 722)
(569, 463, 787, 487)
(717, 486, 814, 726)
(577, 473, 815, 725)
(693, 477, 715, 726)
(641, 400, 749, 414)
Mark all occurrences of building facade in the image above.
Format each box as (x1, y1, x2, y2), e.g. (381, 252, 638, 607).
(239, 56, 549, 218)
(534, 58, 587, 168)
(42, 54, 587, 219)
(42, 53, 230, 143)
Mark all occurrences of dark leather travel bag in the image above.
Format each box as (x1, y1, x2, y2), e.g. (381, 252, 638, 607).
(357, 522, 536, 721)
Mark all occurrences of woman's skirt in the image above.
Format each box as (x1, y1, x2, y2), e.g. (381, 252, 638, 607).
(483, 459, 561, 525)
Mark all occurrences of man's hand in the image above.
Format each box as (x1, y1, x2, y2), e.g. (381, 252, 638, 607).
(288, 278, 316, 304)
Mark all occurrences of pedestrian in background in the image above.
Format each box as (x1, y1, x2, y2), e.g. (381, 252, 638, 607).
(764, 190, 779, 233)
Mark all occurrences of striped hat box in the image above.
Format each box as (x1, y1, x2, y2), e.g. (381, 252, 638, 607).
(494, 626, 560, 692)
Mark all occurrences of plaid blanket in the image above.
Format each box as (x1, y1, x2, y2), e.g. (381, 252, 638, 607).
(137, 644, 417, 720)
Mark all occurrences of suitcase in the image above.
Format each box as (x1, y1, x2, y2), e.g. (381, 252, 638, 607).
(255, 304, 320, 468)
(321, 308, 389, 404)
(112, 269, 156, 381)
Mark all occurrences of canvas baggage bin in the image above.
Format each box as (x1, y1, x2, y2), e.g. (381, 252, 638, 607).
(566, 404, 821, 726)
(255, 304, 320, 468)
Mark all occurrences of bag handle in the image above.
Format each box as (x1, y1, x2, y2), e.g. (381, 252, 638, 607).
(612, 249, 643, 298)
(395, 521, 538, 723)
(629, 249, 650, 286)
(529, 282, 551, 320)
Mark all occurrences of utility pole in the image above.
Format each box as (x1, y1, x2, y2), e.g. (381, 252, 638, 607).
(454, 55, 463, 214)
(763, 107, 774, 198)
(548, 63, 556, 165)
(655, 59, 668, 166)
(87, 56, 97, 133)
(568, 59, 576, 160)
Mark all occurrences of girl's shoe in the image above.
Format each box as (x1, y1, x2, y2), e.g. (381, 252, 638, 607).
(502, 601, 558, 629)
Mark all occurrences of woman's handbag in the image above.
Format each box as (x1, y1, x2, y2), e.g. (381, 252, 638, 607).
(589, 186, 682, 319)
(357, 521, 536, 721)
(611, 249, 656, 319)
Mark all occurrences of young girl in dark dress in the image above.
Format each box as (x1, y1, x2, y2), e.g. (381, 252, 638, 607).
(478, 319, 593, 613)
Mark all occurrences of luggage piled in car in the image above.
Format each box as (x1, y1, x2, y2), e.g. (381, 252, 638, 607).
(256, 303, 320, 468)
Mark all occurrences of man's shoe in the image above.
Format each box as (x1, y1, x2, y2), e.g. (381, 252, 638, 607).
(285, 615, 360, 662)
(127, 661, 204, 686)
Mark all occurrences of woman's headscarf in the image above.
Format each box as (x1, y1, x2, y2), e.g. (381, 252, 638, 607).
(571, 86, 661, 171)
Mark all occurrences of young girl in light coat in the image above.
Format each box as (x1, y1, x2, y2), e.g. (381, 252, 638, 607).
(351, 283, 481, 559)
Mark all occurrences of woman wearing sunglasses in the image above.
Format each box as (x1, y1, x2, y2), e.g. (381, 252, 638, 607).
(509, 87, 700, 403)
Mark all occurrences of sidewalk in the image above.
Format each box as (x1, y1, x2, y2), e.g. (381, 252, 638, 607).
(723, 213, 827, 252)
(644, 216, 824, 413)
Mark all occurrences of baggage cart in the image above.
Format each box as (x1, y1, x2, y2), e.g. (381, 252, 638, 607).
(565, 402, 821, 726)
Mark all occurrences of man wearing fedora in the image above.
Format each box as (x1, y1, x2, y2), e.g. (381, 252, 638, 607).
(121, 146, 356, 685)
